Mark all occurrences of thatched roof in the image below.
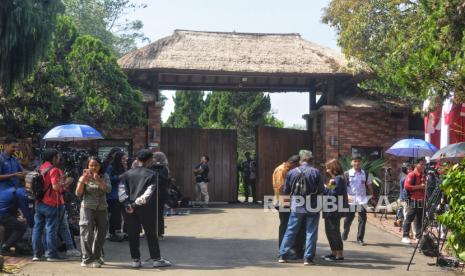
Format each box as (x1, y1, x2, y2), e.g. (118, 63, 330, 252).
(118, 30, 370, 76)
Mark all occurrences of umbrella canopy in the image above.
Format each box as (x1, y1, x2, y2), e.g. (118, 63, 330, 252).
(431, 142, 465, 161)
(385, 138, 438, 158)
(43, 124, 104, 141)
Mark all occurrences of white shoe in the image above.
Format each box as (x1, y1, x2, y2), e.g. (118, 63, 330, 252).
(81, 261, 91, 267)
(152, 258, 172, 267)
(401, 237, 411, 244)
(91, 262, 102, 268)
(131, 259, 142, 268)
(66, 249, 81, 257)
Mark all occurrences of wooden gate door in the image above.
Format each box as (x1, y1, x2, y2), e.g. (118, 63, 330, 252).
(255, 126, 312, 201)
(161, 128, 238, 202)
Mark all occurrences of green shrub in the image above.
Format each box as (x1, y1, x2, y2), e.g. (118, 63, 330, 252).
(438, 162, 465, 261)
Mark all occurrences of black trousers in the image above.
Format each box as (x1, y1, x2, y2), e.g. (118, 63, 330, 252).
(403, 200, 423, 239)
(343, 208, 367, 242)
(123, 206, 161, 260)
(0, 213, 27, 248)
(157, 201, 164, 236)
(108, 199, 122, 235)
(278, 211, 305, 258)
(325, 216, 343, 251)
(244, 178, 257, 202)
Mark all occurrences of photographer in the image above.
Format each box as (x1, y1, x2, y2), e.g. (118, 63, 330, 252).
(395, 163, 414, 227)
(76, 156, 111, 268)
(401, 158, 426, 244)
(119, 149, 171, 268)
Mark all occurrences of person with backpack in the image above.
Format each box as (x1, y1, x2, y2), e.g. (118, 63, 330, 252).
(395, 163, 414, 228)
(401, 158, 426, 244)
(278, 150, 324, 266)
(342, 155, 374, 246)
(32, 149, 66, 261)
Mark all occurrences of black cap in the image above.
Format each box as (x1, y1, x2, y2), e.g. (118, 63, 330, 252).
(351, 154, 362, 161)
(287, 155, 300, 164)
(136, 149, 153, 162)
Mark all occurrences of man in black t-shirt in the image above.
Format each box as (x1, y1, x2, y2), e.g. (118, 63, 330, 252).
(193, 155, 210, 207)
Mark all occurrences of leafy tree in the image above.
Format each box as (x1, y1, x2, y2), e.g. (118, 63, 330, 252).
(323, 0, 465, 104)
(199, 91, 283, 154)
(0, 0, 63, 91)
(63, 0, 149, 56)
(165, 91, 205, 128)
(2, 15, 145, 137)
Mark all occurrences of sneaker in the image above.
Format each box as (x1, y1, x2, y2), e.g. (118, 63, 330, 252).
(322, 254, 335, 259)
(357, 240, 366, 246)
(46, 255, 66, 262)
(152, 258, 172, 267)
(158, 235, 165, 240)
(1, 246, 14, 256)
(324, 255, 344, 261)
(108, 233, 125, 242)
(278, 257, 288, 263)
(303, 259, 315, 266)
(401, 237, 411, 244)
(66, 249, 81, 258)
(131, 259, 142, 268)
(97, 257, 105, 265)
(92, 262, 102, 268)
(32, 256, 45, 262)
(81, 261, 91, 267)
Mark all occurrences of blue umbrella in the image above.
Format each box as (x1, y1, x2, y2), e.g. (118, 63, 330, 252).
(385, 138, 438, 158)
(43, 124, 104, 141)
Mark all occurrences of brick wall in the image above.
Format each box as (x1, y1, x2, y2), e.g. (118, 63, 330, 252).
(311, 105, 410, 174)
(102, 101, 162, 154)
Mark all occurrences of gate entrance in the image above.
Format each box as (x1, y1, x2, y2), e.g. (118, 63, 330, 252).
(255, 126, 312, 200)
(161, 128, 238, 202)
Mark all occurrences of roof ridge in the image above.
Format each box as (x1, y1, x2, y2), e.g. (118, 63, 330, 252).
(174, 29, 301, 37)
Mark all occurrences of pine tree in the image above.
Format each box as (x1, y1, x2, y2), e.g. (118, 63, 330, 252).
(165, 91, 205, 128)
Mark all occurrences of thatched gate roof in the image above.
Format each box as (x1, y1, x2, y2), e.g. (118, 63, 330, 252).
(118, 30, 368, 76)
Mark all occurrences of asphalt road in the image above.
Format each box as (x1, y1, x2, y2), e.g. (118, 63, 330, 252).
(20, 205, 456, 276)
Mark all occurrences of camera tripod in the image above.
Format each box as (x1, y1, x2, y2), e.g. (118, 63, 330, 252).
(378, 168, 393, 221)
(406, 181, 444, 271)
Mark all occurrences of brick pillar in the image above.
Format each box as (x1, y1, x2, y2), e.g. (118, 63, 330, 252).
(323, 107, 340, 161)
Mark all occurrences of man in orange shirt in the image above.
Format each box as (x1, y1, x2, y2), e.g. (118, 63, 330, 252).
(273, 155, 299, 249)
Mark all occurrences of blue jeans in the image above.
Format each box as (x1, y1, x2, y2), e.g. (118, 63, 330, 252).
(279, 212, 320, 261)
(32, 202, 59, 257)
(42, 205, 75, 252)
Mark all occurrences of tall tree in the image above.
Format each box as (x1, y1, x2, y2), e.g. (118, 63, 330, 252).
(63, 0, 148, 56)
(2, 15, 145, 137)
(199, 91, 283, 154)
(0, 0, 63, 91)
(165, 91, 205, 128)
(323, 0, 465, 105)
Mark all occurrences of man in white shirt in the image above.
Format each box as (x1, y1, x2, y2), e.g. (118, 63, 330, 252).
(342, 155, 374, 246)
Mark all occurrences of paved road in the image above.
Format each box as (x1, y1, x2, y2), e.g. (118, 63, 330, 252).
(21, 205, 455, 276)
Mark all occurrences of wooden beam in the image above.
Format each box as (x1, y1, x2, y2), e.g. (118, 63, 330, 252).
(309, 89, 317, 113)
(327, 78, 336, 105)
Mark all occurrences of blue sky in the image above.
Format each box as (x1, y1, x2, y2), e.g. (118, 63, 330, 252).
(125, 0, 338, 127)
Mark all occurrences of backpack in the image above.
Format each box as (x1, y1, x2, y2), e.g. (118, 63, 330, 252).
(25, 166, 54, 201)
(290, 168, 318, 196)
(420, 233, 439, 257)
